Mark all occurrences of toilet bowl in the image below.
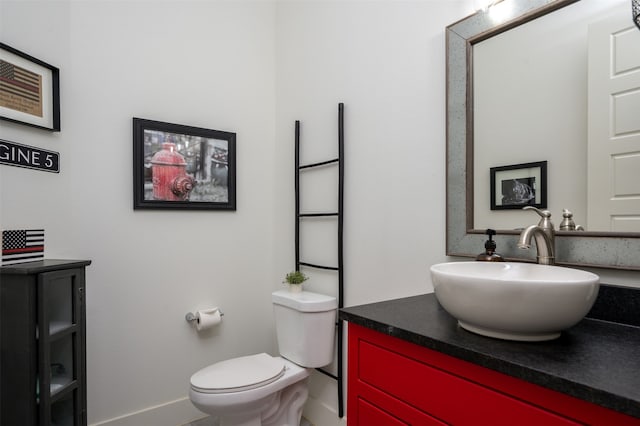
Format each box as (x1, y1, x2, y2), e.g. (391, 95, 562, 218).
(189, 290, 337, 426)
(190, 354, 310, 426)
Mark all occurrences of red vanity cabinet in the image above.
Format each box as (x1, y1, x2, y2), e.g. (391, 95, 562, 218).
(347, 323, 640, 426)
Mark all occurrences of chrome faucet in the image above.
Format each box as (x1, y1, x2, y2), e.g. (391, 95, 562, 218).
(517, 206, 555, 265)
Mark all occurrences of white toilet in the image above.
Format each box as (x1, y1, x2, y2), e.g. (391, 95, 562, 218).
(189, 289, 337, 426)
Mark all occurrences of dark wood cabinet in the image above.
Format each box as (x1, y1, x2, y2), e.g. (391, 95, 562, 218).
(1, 259, 91, 426)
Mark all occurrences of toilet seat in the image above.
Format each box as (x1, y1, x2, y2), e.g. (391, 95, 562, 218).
(190, 353, 286, 394)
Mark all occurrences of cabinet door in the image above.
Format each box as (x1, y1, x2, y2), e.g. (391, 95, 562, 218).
(37, 268, 86, 426)
(0, 274, 38, 426)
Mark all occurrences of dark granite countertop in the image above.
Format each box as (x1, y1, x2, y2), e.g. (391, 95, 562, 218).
(339, 293, 640, 419)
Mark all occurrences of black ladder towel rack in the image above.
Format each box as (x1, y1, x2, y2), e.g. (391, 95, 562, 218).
(294, 102, 345, 418)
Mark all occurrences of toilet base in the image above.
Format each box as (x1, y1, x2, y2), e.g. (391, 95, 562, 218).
(216, 391, 277, 426)
(213, 378, 307, 426)
(261, 378, 308, 426)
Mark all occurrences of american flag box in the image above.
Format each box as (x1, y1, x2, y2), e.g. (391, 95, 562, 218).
(2, 229, 44, 265)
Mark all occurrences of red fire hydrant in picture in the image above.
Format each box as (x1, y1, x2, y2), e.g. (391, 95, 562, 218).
(151, 142, 196, 201)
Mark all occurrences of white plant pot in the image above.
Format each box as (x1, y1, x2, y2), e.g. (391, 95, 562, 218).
(288, 284, 303, 293)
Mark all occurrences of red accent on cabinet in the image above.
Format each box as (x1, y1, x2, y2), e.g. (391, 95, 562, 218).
(347, 323, 640, 426)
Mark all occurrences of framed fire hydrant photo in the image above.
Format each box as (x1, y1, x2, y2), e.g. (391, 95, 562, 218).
(133, 117, 236, 210)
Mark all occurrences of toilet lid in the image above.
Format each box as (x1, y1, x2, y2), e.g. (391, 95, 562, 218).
(190, 353, 286, 394)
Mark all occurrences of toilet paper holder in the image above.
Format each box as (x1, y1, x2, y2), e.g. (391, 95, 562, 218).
(185, 309, 224, 323)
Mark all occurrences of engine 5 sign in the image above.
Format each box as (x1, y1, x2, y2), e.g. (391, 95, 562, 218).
(0, 139, 59, 173)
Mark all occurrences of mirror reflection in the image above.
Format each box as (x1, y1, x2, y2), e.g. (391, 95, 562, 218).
(472, 0, 640, 233)
(446, 0, 640, 270)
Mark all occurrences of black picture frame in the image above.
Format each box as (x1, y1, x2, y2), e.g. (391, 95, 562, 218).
(490, 161, 547, 210)
(0, 43, 60, 131)
(133, 118, 236, 210)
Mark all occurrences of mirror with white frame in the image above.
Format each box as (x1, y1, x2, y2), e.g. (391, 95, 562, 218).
(446, 0, 640, 269)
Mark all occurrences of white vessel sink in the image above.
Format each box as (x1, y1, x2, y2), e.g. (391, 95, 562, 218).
(429, 262, 599, 341)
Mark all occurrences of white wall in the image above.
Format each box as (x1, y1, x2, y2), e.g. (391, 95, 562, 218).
(275, 0, 474, 306)
(274, 0, 474, 422)
(2, 1, 279, 424)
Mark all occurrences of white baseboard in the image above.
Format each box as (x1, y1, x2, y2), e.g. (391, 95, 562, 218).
(302, 394, 347, 426)
(90, 392, 346, 426)
(89, 396, 206, 426)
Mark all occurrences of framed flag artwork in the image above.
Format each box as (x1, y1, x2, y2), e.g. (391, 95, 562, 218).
(0, 43, 60, 131)
(2, 229, 45, 265)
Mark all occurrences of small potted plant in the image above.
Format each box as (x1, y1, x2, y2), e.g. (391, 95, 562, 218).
(283, 271, 308, 293)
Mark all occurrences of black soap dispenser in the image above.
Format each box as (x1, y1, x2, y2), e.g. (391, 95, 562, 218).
(476, 229, 505, 262)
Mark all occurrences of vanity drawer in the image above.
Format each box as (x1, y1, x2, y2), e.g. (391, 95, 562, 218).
(357, 398, 408, 426)
(358, 339, 580, 426)
(354, 384, 448, 426)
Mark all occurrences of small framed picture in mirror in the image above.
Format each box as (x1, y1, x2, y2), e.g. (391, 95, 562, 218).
(490, 161, 547, 210)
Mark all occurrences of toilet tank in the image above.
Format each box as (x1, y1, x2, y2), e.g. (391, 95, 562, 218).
(272, 290, 337, 368)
